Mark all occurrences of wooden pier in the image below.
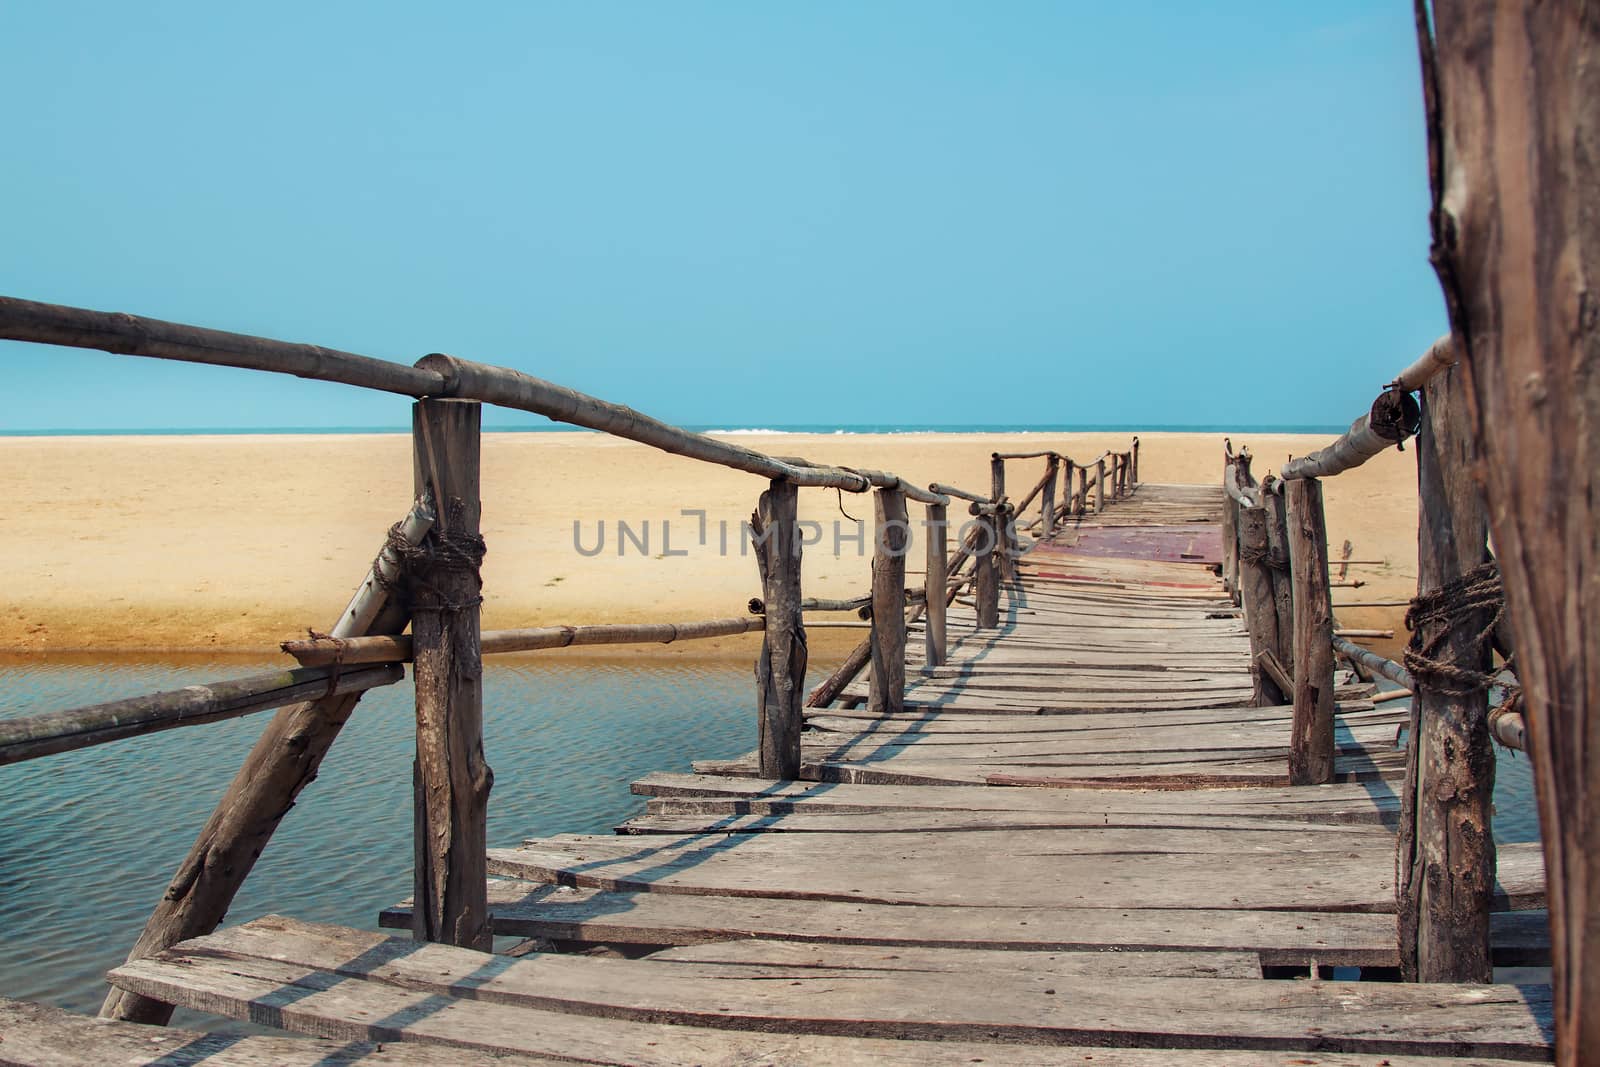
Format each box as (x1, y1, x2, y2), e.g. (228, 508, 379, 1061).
(6, 470, 1555, 1063)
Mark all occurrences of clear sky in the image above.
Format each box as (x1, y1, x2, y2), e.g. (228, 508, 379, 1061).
(0, 3, 1443, 431)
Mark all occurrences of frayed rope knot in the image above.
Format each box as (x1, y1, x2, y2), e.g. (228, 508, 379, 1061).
(373, 498, 487, 615)
(1403, 560, 1519, 708)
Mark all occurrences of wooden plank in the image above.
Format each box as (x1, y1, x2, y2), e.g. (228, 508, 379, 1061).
(0, 995, 560, 1065)
(647, 938, 1263, 979)
(122, 917, 1553, 1058)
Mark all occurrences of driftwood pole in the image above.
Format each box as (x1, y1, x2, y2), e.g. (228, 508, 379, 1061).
(924, 502, 948, 668)
(1220, 458, 1240, 604)
(410, 398, 492, 951)
(869, 486, 909, 713)
(754, 479, 806, 778)
(974, 510, 1001, 629)
(1238, 505, 1287, 707)
(99, 503, 430, 1024)
(990, 454, 1005, 504)
(1041, 456, 1059, 539)
(1397, 364, 1495, 983)
(1095, 457, 1106, 512)
(1263, 479, 1296, 668)
(1421, 7, 1600, 1056)
(1286, 476, 1334, 785)
(1130, 437, 1139, 485)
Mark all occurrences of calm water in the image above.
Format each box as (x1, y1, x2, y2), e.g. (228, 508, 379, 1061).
(0, 657, 807, 1028)
(0, 660, 1540, 1028)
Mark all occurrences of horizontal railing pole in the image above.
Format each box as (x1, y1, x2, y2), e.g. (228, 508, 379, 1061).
(0, 664, 403, 766)
(0, 296, 445, 396)
(1392, 334, 1458, 393)
(417, 354, 873, 493)
(991, 450, 1060, 461)
(929, 482, 989, 505)
(284, 616, 767, 667)
(1332, 633, 1413, 688)
(0, 297, 946, 498)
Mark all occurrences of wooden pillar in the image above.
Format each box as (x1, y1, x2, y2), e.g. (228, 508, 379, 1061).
(1423, 9, 1600, 1055)
(1285, 476, 1334, 785)
(1263, 480, 1295, 668)
(1221, 460, 1240, 602)
(1061, 460, 1075, 522)
(869, 486, 909, 713)
(990, 454, 1005, 504)
(974, 509, 1000, 629)
(1238, 505, 1287, 707)
(923, 502, 948, 668)
(1041, 456, 1059, 539)
(99, 503, 427, 1024)
(1076, 464, 1089, 516)
(1130, 437, 1140, 485)
(1095, 458, 1106, 512)
(1397, 365, 1494, 983)
(754, 479, 806, 778)
(410, 398, 492, 951)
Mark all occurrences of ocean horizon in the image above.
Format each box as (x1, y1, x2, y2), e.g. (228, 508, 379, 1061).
(0, 421, 1350, 437)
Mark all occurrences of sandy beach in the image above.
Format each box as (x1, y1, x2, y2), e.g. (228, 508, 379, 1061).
(0, 430, 1418, 660)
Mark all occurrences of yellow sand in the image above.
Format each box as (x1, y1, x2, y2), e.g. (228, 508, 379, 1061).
(0, 431, 1418, 659)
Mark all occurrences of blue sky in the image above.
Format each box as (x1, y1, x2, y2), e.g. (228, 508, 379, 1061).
(0, 3, 1442, 431)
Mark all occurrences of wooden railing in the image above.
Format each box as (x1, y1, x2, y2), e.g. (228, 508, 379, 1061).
(1222, 333, 1529, 989)
(0, 294, 1138, 1025)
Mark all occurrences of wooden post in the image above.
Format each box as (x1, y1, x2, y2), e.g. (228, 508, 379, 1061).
(1263, 481, 1295, 668)
(1397, 365, 1494, 983)
(1041, 456, 1059, 539)
(869, 486, 909, 713)
(1221, 460, 1240, 603)
(99, 502, 430, 1024)
(1130, 437, 1140, 485)
(1095, 457, 1106, 512)
(1076, 464, 1089, 516)
(1238, 505, 1287, 707)
(1060, 460, 1074, 522)
(990, 453, 1005, 504)
(410, 398, 492, 951)
(754, 479, 806, 778)
(1285, 477, 1334, 785)
(923, 502, 948, 668)
(974, 510, 1000, 629)
(1421, 9, 1600, 1055)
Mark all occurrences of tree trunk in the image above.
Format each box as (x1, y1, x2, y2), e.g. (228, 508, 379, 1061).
(1420, 5, 1598, 1053)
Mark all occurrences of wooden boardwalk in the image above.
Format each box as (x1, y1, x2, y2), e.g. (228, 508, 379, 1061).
(76, 483, 1553, 1064)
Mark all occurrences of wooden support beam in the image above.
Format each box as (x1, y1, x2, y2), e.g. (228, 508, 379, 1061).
(990, 454, 1006, 504)
(1130, 436, 1140, 484)
(1041, 457, 1058, 538)
(754, 479, 806, 779)
(974, 511, 1001, 629)
(1280, 389, 1422, 481)
(1398, 365, 1495, 984)
(1332, 634, 1412, 689)
(1076, 464, 1089, 517)
(924, 502, 948, 668)
(1257, 649, 1295, 699)
(1238, 505, 1287, 706)
(868, 486, 909, 713)
(1095, 457, 1106, 513)
(1286, 477, 1335, 785)
(1220, 460, 1241, 606)
(1262, 479, 1296, 668)
(410, 398, 491, 951)
(99, 500, 431, 1024)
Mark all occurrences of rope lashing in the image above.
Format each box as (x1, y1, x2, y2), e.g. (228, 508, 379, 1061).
(1237, 544, 1290, 572)
(374, 498, 487, 615)
(1403, 560, 1519, 703)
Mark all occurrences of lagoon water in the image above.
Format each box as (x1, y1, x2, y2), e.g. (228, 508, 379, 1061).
(0, 658, 1540, 1029)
